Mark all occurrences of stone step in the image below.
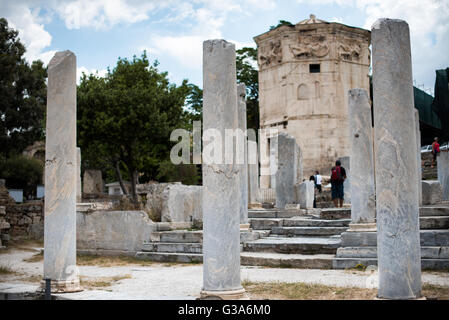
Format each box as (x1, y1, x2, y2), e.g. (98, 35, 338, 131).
(248, 210, 306, 219)
(332, 257, 449, 270)
(336, 246, 449, 259)
(151, 231, 203, 243)
(340, 230, 449, 247)
(316, 202, 334, 208)
(243, 236, 340, 254)
(249, 218, 282, 230)
(318, 208, 351, 219)
(141, 242, 202, 254)
(135, 251, 203, 263)
(419, 206, 449, 217)
(240, 252, 334, 269)
(271, 226, 348, 237)
(420, 216, 449, 229)
(282, 218, 351, 228)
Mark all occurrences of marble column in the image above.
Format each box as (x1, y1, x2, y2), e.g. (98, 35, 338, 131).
(248, 139, 259, 205)
(414, 109, 422, 206)
(43, 51, 81, 293)
(372, 19, 422, 300)
(274, 133, 299, 209)
(201, 39, 245, 299)
(237, 83, 249, 228)
(339, 156, 351, 205)
(438, 151, 449, 201)
(348, 89, 376, 232)
(76, 147, 81, 203)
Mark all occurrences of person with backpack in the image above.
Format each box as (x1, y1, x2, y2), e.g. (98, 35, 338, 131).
(431, 137, 440, 168)
(330, 160, 347, 208)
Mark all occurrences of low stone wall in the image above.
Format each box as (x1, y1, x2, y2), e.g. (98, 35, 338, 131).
(76, 210, 156, 256)
(5, 201, 44, 239)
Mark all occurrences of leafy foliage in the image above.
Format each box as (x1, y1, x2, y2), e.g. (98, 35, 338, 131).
(269, 20, 295, 30)
(0, 18, 47, 157)
(236, 47, 259, 132)
(77, 52, 197, 199)
(0, 155, 43, 197)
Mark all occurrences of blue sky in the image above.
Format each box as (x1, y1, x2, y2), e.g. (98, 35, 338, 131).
(1, 0, 448, 94)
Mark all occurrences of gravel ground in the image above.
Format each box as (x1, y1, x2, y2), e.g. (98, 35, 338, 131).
(1, 247, 448, 300)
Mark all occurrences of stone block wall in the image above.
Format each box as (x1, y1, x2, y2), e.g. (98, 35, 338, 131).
(5, 201, 44, 239)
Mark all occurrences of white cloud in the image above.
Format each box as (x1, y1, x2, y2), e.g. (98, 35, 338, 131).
(0, 1, 56, 64)
(76, 66, 108, 84)
(297, 0, 449, 90)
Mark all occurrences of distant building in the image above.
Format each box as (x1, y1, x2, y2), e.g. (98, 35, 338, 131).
(105, 181, 131, 195)
(254, 15, 371, 185)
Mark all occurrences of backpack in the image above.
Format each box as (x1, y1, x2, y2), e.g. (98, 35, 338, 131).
(331, 166, 343, 182)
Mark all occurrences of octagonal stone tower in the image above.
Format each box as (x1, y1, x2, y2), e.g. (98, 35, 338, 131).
(255, 15, 371, 185)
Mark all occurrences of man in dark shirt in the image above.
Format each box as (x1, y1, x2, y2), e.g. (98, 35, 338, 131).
(330, 160, 347, 208)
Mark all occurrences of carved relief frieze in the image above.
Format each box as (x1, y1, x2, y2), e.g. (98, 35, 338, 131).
(289, 34, 329, 59)
(258, 39, 282, 69)
(338, 38, 363, 61)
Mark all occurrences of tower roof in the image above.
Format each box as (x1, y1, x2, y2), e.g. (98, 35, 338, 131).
(297, 14, 328, 25)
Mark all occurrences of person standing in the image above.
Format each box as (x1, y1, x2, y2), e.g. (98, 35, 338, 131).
(431, 137, 440, 168)
(330, 160, 346, 208)
(314, 171, 322, 193)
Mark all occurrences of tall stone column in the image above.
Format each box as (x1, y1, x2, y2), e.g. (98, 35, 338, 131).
(201, 40, 245, 299)
(248, 139, 259, 205)
(414, 109, 422, 205)
(76, 147, 81, 203)
(347, 89, 376, 232)
(372, 19, 422, 299)
(237, 83, 249, 227)
(438, 151, 449, 201)
(43, 51, 81, 292)
(339, 156, 351, 205)
(274, 133, 299, 209)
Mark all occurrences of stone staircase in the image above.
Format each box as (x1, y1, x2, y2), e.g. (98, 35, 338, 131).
(315, 189, 334, 208)
(135, 227, 269, 263)
(333, 205, 449, 270)
(240, 208, 350, 269)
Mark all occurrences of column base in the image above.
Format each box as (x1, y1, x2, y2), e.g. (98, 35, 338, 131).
(199, 288, 248, 300)
(375, 296, 426, 300)
(240, 224, 250, 231)
(248, 203, 262, 209)
(348, 222, 377, 232)
(39, 278, 83, 293)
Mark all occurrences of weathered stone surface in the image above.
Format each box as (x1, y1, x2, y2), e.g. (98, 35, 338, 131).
(76, 147, 81, 202)
(339, 156, 351, 204)
(161, 184, 202, 223)
(438, 151, 449, 201)
(414, 110, 422, 205)
(421, 181, 442, 205)
(237, 83, 248, 224)
(248, 139, 259, 205)
(77, 210, 155, 254)
(255, 15, 371, 178)
(296, 181, 314, 209)
(201, 39, 243, 298)
(348, 89, 375, 224)
(43, 51, 80, 292)
(274, 133, 300, 209)
(82, 170, 103, 194)
(372, 18, 422, 300)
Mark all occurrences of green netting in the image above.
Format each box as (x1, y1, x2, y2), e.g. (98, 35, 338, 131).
(431, 68, 449, 141)
(414, 86, 441, 129)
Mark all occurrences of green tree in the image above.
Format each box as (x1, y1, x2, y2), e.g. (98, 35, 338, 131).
(77, 52, 193, 201)
(236, 47, 259, 132)
(0, 155, 43, 197)
(0, 18, 47, 157)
